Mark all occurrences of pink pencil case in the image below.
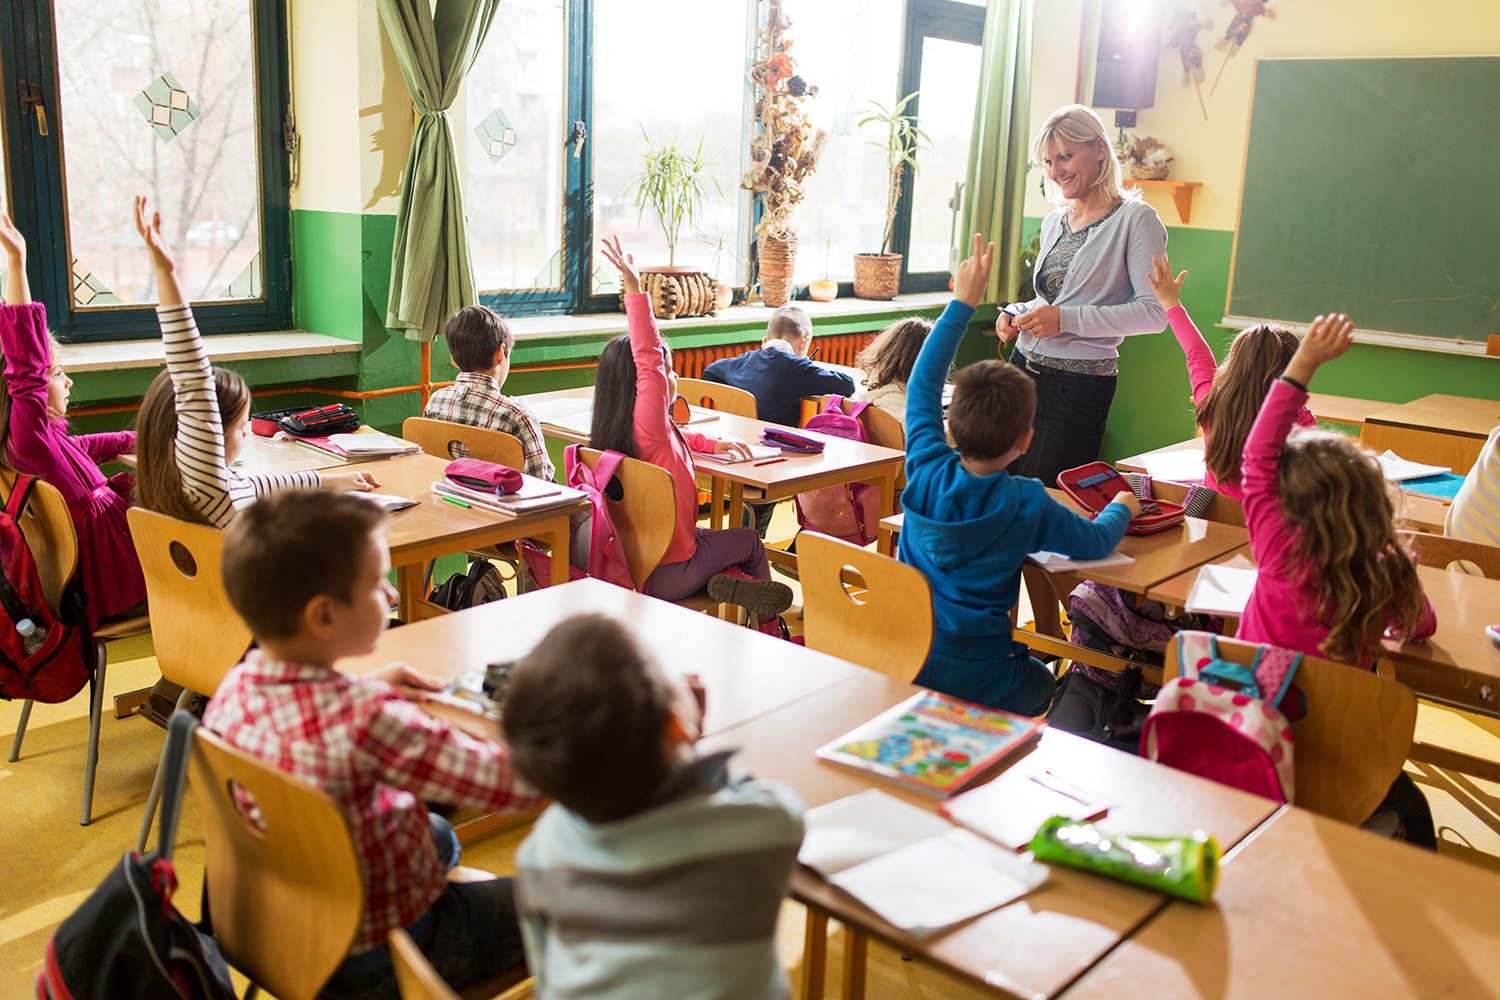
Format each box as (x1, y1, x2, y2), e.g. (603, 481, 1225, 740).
(444, 458, 524, 495)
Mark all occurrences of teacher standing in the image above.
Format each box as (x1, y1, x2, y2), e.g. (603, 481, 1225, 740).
(997, 104, 1167, 487)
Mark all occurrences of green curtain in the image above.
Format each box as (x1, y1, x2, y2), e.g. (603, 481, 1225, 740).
(377, 0, 501, 341)
(959, 0, 1034, 305)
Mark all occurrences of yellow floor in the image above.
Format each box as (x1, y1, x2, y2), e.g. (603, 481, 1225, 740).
(3, 507, 1497, 998)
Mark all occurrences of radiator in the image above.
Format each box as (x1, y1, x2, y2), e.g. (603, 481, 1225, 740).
(671, 330, 872, 379)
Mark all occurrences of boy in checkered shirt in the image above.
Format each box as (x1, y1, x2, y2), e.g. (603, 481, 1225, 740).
(424, 305, 555, 480)
(205, 490, 544, 1000)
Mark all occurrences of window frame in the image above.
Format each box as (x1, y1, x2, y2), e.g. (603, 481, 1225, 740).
(1, 0, 293, 343)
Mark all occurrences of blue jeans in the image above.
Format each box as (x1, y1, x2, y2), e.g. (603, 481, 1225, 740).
(915, 644, 1057, 717)
(1008, 354, 1117, 489)
(318, 814, 525, 1000)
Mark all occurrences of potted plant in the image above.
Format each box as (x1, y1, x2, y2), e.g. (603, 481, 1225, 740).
(1116, 133, 1174, 180)
(742, 0, 826, 307)
(854, 91, 928, 300)
(631, 130, 723, 319)
(809, 236, 837, 302)
(701, 227, 742, 311)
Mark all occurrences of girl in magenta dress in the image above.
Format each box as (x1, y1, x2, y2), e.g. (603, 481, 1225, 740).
(0, 214, 145, 627)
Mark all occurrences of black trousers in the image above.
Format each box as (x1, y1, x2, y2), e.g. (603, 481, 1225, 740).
(1008, 353, 1118, 488)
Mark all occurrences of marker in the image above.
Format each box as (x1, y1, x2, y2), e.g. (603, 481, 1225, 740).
(439, 494, 472, 509)
(754, 456, 788, 467)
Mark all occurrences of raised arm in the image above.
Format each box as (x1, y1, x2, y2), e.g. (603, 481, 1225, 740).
(1, 215, 30, 306)
(1148, 254, 1217, 404)
(602, 237, 675, 449)
(908, 235, 992, 464)
(0, 301, 66, 475)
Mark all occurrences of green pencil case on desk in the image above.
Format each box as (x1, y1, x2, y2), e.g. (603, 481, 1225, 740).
(1027, 816, 1220, 903)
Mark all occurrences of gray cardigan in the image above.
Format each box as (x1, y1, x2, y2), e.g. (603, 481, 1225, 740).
(1009, 198, 1169, 362)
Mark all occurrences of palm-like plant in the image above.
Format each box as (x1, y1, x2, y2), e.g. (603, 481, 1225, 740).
(859, 92, 930, 256)
(632, 131, 722, 267)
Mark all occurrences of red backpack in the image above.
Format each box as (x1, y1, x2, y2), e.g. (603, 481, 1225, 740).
(0, 476, 94, 704)
(794, 397, 881, 546)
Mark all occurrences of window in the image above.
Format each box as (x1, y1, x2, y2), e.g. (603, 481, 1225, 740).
(1, 0, 290, 341)
(469, 0, 983, 316)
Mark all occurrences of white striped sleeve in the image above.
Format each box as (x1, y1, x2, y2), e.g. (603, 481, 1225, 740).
(158, 304, 235, 527)
(1447, 426, 1500, 573)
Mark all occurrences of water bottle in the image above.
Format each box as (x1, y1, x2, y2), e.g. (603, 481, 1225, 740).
(15, 618, 44, 656)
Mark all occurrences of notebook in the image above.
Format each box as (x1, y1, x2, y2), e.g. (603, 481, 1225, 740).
(697, 443, 783, 464)
(349, 491, 420, 512)
(1027, 550, 1135, 573)
(1376, 450, 1451, 482)
(530, 398, 594, 435)
(942, 767, 1110, 850)
(291, 429, 421, 460)
(1184, 561, 1259, 617)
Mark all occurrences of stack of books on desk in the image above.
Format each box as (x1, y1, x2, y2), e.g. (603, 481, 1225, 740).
(430, 476, 587, 516)
(292, 429, 422, 460)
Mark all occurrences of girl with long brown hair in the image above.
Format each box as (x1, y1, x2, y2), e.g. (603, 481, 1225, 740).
(1148, 254, 1312, 498)
(851, 316, 931, 431)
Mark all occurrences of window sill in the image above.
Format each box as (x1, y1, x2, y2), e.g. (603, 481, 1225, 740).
(55, 331, 361, 374)
(506, 291, 952, 341)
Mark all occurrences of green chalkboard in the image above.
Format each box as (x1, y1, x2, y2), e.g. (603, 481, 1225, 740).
(1227, 57, 1500, 345)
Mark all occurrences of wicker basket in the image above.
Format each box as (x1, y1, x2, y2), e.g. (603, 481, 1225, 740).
(629, 268, 718, 320)
(757, 234, 798, 308)
(1129, 162, 1170, 181)
(853, 253, 902, 300)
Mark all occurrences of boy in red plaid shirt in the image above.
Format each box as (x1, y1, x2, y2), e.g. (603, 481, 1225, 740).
(206, 490, 543, 999)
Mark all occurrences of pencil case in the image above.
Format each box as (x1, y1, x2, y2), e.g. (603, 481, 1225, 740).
(249, 407, 306, 437)
(276, 404, 362, 438)
(761, 428, 824, 454)
(444, 459, 524, 495)
(1027, 816, 1220, 903)
(1057, 462, 1185, 535)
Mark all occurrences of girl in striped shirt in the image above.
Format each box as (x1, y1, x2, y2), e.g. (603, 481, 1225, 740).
(131, 198, 376, 528)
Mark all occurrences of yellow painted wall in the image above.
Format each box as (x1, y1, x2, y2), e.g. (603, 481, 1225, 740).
(1026, 0, 1500, 231)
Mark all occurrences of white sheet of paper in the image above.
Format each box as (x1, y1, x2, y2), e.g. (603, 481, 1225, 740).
(697, 443, 783, 464)
(531, 398, 594, 433)
(1141, 448, 1207, 484)
(327, 432, 414, 455)
(829, 828, 1048, 936)
(798, 789, 954, 878)
(944, 771, 1110, 850)
(349, 491, 419, 511)
(1184, 563, 1260, 617)
(1376, 450, 1451, 482)
(1027, 550, 1135, 573)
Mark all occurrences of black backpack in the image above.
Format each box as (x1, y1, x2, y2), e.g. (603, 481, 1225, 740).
(429, 558, 507, 611)
(36, 712, 235, 1000)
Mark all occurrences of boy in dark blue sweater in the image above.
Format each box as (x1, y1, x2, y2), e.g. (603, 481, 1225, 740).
(899, 235, 1140, 715)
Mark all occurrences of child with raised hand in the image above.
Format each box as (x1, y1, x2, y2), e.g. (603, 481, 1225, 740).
(593, 237, 794, 636)
(1238, 313, 1437, 844)
(900, 233, 1141, 715)
(209, 490, 543, 998)
(0, 214, 145, 626)
(131, 197, 378, 528)
(1147, 253, 1313, 499)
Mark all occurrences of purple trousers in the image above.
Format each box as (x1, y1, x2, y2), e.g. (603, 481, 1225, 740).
(646, 527, 772, 601)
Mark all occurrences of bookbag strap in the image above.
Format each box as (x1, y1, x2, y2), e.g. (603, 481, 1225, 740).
(149, 712, 199, 863)
(3, 473, 35, 522)
(0, 475, 38, 631)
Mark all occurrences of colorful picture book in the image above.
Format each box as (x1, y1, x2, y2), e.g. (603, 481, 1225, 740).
(816, 691, 1043, 796)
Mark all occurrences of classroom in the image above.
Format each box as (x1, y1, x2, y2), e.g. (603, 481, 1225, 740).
(3, 0, 1500, 998)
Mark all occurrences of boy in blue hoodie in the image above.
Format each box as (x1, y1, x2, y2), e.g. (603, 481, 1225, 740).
(899, 235, 1141, 715)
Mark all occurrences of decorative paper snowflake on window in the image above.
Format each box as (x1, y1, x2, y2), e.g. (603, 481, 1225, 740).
(132, 72, 202, 143)
(474, 107, 517, 164)
(71, 259, 123, 306)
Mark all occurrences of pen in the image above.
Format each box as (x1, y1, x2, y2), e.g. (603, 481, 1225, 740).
(754, 456, 788, 466)
(439, 494, 472, 509)
(809, 345, 821, 361)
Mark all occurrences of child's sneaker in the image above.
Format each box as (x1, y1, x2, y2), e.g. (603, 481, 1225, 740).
(707, 571, 794, 618)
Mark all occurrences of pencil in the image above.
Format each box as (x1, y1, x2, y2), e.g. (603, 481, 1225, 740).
(754, 457, 788, 466)
(439, 494, 472, 508)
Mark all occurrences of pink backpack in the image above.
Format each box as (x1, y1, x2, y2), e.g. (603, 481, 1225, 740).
(521, 445, 634, 590)
(793, 397, 881, 546)
(1141, 631, 1302, 804)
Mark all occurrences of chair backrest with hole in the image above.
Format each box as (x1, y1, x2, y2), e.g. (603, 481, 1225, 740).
(389, 928, 461, 1000)
(0, 470, 78, 612)
(1163, 636, 1416, 824)
(1150, 480, 1246, 527)
(821, 394, 906, 489)
(800, 531, 933, 681)
(402, 417, 526, 470)
(1398, 530, 1500, 579)
(677, 378, 758, 419)
(126, 507, 252, 696)
(190, 726, 364, 1000)
(576, 448, 677, 588)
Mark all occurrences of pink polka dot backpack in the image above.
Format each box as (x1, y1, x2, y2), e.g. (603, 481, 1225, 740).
(1141, 631, 1303, 804)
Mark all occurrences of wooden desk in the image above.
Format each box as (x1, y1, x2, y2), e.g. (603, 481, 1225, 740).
(1062, 806, 1500, 1000)
(699, 670, 1279, 1000)
(1376, 565, 1500, 718)
(117, 434, 356, 476)
(1305, 392, 1388, 428)
(1144, 544, 1254, 613)
(1362, 394, 1500, 476)
(356, 452, 585, 620)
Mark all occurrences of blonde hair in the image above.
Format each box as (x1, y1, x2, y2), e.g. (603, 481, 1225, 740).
(1031, 104, 1138, 211)
(1276, 429, 1426, 664)
(1198, 324, 1301, 488)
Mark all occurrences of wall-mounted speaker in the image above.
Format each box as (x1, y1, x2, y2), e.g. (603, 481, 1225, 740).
(1092, 0, 1166, 110)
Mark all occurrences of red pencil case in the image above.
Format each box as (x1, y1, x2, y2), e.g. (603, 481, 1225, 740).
(249, 407, 304, 437)
(761, 428, 824, 454)
(1057, 462, 1185, 535)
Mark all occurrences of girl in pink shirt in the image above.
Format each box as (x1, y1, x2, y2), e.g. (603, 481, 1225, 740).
(593, 239, 793, 635)
(1147, 254, 1315, 500)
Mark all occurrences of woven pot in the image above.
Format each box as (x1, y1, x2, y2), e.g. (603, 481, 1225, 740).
(1129, 162, 1170, 181)
(853, 253, 902, 300)
(633, 267, 718, 320)
(758, 233, 798, 307)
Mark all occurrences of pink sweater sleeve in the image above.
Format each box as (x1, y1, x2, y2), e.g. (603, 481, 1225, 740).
(0, 304, 71, 483)
(1241, 378, 1305, 574)
(624, 294, 675, 454)
(77, 430, 136, 464)
(1167, 305, 1218, 405)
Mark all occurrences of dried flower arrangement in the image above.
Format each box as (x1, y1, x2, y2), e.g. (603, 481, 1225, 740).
(1116, 134, 1174, 180)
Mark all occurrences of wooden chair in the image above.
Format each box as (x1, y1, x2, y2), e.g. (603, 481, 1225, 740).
(2, 473, 152, 825)
(390, 928, 533, 1000)
(819, 394, 906, 491)
(799, 531, 932, 681)
(402, 416, 526, 470)
(190, 725, 364, 1000)
(677, 377, 757, 418)
(128, 507, 253, 852)
(1163, 635, 1417, 825)
(1149, 479, 1246, 527)
(1398, 530, 1500, 579)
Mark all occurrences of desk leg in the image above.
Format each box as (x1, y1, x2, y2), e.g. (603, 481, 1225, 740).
(840, 926, 868, 1000)
(800, 908, 828, 1000)
(709, 475, 726, 531)
(724, 481, 748, 621)
(397, 563, 421, 623)
(546, 515, 572, 588)
(875, 466, 897, 557)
